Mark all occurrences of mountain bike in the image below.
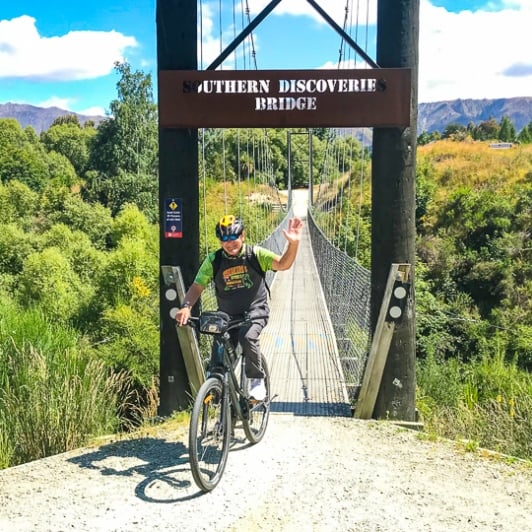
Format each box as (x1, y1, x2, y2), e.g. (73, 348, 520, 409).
(186, 310, 271, 492)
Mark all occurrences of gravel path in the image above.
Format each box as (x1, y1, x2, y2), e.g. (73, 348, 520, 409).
(1, 415, 530, 531)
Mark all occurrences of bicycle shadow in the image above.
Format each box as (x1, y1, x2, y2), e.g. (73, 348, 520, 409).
(68, 430, 253, 502)
(68, 435, 203, 502)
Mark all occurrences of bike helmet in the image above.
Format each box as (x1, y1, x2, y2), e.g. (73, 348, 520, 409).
(215, 214, 245, 241)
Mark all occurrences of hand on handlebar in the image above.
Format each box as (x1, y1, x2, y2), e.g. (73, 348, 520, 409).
(176, 306, 191, 326)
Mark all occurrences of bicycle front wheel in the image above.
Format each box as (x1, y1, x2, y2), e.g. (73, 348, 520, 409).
(189, 377, 231, 492)
(243, 354, 271, 444)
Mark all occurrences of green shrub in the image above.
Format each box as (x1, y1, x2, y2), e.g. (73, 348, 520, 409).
(96, 302, 159, 390)
(0, 299, 127, 469)
(16, 247, 93, 323)
(417, 351, 532, 460)
(40, 224, 105, 283)
(0, 223, 39, 275)
(40, 185, 113, 249)
(96, 238, 158, 308)
(0, 180, 39, 229)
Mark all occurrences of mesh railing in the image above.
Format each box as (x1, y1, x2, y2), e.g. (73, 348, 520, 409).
(307, 209, 372, 399)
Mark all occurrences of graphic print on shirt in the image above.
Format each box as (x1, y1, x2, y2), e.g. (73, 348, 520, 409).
(222, 264, 254, 291)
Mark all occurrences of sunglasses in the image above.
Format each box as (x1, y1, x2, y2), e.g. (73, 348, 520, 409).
(220, 233, 241, 242)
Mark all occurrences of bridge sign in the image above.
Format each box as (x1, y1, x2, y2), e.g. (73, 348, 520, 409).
(159, 68, 411, 128)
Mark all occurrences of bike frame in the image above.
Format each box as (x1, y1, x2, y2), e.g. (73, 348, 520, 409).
(209, 328, 252, 424)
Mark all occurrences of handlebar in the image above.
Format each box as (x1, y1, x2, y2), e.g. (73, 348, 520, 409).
(183, 312, 268, 335)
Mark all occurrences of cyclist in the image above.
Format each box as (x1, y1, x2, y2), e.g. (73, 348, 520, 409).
(176, 214, 303, 400)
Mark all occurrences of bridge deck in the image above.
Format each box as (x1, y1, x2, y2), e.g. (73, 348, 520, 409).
(261, 213, 352, 417)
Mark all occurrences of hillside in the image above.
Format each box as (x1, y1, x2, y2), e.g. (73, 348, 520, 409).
(418, 96, 532, 134)
(0, 102, 106, 133)
(1, 97, 531, 136)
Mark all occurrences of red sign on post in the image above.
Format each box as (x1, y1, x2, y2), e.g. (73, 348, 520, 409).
(158, 69, 411, 129)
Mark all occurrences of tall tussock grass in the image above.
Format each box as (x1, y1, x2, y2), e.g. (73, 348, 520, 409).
(0, 299, 128, 469)
(417, 351, 532, 460)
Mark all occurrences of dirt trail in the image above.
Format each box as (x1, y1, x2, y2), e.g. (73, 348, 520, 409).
(1, 416, 530, 531)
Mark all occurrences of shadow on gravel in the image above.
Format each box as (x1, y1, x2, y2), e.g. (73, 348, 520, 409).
(68, 437, 205, 502)
(67, 431, 254, 502)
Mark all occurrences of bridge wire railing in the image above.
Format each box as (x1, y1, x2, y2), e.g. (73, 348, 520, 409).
(307, 208, 372, 399)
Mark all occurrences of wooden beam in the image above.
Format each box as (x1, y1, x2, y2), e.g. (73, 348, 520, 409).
(355, 263, 411, 419)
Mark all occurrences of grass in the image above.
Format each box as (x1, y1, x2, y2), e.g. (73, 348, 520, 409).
(418, 140, 532, 204)
(0, 299, 135, 470)
(416, 351, 532, 461)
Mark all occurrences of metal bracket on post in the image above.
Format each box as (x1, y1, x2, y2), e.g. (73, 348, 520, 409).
(354, 263, 411, 419)
(161, 265, 205, 396)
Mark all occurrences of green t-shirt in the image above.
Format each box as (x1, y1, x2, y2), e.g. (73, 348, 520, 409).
(194, 244, 276, 315)
(194, 244, 276, 287)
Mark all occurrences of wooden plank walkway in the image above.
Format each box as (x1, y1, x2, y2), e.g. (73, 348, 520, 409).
(260, 210, 352, 417)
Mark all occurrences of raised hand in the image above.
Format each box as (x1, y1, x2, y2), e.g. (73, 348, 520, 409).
(283, 217, 304, 244)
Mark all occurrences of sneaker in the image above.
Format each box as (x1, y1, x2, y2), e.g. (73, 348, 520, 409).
(249, 378, 267, 401)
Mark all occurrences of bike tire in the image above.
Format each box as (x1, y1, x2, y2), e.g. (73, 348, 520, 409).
(243, 354, 271, 444)
(189, 377, 231, 492)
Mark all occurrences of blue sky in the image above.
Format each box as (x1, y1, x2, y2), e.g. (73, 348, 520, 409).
(1, 0, 531, 116)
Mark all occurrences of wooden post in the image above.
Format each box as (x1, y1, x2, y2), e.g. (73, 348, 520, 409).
(355, 264, 411, 419)
(371, 0, 419, 421)
(157, 0, 199, 415)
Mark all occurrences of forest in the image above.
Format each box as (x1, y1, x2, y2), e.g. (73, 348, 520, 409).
(0, 63, 531, 468)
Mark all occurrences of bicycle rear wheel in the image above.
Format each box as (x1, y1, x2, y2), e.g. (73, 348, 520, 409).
(243, 354, 271, 444)
(189, 377, 231, 492)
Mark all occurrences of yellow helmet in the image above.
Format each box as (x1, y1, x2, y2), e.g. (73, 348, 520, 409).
(215, 214, 244, 241)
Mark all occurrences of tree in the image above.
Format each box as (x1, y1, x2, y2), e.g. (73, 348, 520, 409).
(0, 118, 26, 149)
(442, 123, 467, 141)
(0, 180, 39, 228)
(89, 62, 158, 177)
(39, 185, 113, 249)
(498, 116, 516, 142)
(41, 122, 95, 176)
(83, 169, 158, 221)
(50, 114, 81, 127)
(417, 130, 441, 145)
(474, 118, 499, 141)
(0, 119, 51, 190)
(46, 151, 78, 187)
(0, 223, 38, 276)
(517, 121, 532, 144)
(86, 63, 158, 217)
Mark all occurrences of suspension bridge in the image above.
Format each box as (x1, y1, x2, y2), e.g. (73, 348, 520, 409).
(177, 188, 374, 419)
(158, 0, 418, 422)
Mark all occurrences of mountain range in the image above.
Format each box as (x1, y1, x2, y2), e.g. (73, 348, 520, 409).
(1, 97, 531, 135)
(418, 97, 532, 134)
(0, 103, 106, 133)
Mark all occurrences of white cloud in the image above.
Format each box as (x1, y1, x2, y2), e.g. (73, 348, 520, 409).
(37, 96, 74, 110)
(419, 0, 532, 101)
(0, 15, 138, 81)
(35, 96, 106, 117)
(200, 0, 376, 69)
(3, 2, 530, 107)
(242, 0, 532, 101)
(78, 106, 107, 117)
